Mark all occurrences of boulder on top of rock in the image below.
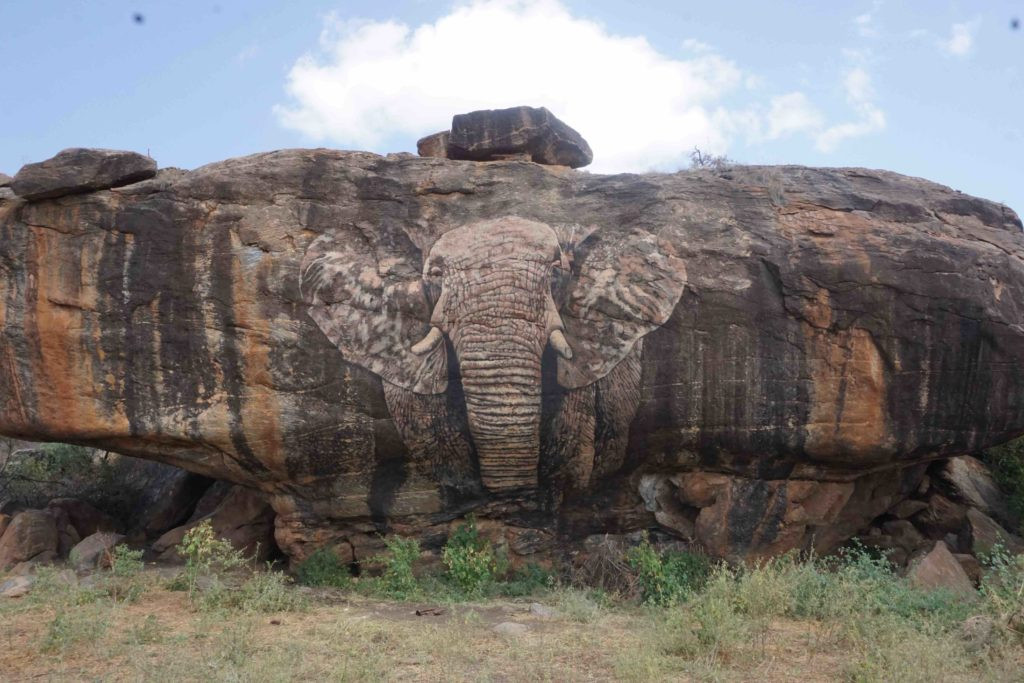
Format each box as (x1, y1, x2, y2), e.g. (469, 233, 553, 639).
(0, 510, 58, 570)
(10, 148, 156, 201)
(0, 173, 12, 187)
(908, 541, 976, 597)
(446, 106, 593, 167)
(416, 131, 449, 159)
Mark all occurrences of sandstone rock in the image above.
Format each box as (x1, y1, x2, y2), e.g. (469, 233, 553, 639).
(964, 507, 1024, 556)
(889, 499, 928, 519)
(953, 553, 983, 584)
(10, 148, 156, 201)
(913, 494, 967, 538)
(416, 131, 449, 158)
(0, 510, 58, 569)
(0, 575, 34, 598)
(69, 531, 126, 570)
(0, 173, 11, 187)
(47, 498, 122, 538)
(154, 485, 276, 560)
(881, 519, 926, 551)
(907, 541, 976, 597)
(939, 456, 1013, 528)
(447, 106, 593, 167)
(1, 148, 1023, 563)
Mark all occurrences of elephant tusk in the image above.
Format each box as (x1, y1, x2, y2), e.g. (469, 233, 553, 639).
(549, 329, 573, 360)
(411, 326, 444, 355)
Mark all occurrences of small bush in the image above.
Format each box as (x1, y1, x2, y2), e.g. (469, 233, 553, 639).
(980, 543, 1024, 627)
(626, 536, 711, 606)
(442, 517, 502, 596)
(981, 437, 1024, 528)
(105, 545, 147, 603)
(368, 536, 421, 599)
(41, 606, 109, 654)
(234, 568, 307, 613)
(499, 563, 556, 597)
(295, 547, 351, 588)
(175, 520, 246, 602)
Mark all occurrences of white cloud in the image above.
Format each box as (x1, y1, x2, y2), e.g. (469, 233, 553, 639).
(276, 0, 886, 170)
(941, 20, 979, 57)
(853, 1, 882, 38)
(681, 38, 713, 53)
(814, 67, 885, 151)
(766, 92, 825, 139)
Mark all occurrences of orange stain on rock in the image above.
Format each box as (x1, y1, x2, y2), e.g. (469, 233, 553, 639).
(29, 227, 129, 439)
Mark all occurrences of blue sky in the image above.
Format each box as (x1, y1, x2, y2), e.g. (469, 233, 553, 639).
(1, 1, 1021, 213)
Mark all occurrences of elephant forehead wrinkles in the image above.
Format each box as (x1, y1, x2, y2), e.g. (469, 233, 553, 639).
(431, 217, 560, 262)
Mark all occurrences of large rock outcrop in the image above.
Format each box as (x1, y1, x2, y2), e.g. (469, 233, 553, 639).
(1, 146, 1022, 564)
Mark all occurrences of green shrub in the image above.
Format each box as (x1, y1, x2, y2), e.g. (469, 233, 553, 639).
(175, 520, 246, 602)
(626, 536, 711, 606)
(295, 547, 351, 588)
(979, 543, 1024, 625)
(499, 563, 556, 597)
(41, 606, 109, 653)
(367, 536, 421, 599)
(235, 569, 307, 612)
(981, 437, 1024, 528)
(442, 517, 502, 596)
(106, 545, 147, 603)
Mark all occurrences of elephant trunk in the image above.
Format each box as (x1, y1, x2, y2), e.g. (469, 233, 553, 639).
(453, 320, 546, 492)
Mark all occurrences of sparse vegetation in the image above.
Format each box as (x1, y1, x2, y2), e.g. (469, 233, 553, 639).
(626, 534, 711, 606)
(171, 519, 247, 602)
(441, 516, 504, 596)
(982, 436, 1024, 528)
(295, 546, 352, 588)
(3, 527, 1024, 680)
(688, 146, 734, 171)
(368, 535, 422, 599)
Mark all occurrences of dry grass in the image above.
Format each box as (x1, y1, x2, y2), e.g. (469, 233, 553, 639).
(1, 559, 1022, 682)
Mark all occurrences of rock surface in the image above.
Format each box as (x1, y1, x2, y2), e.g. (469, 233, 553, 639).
(0, 173, 12, 187)
(69, 531, 126, 570)
(10, 148, 156, 201)
(907, 541, 976, 597)
(0, 510, 58, 569)
(153, 485, 276, 560)
(446, 106, 593, 167)
(0, 575, 34, 598)
(416, 131, 449, 159)
(940, 456, 1013, 526)
(1, 147, 1023, 563)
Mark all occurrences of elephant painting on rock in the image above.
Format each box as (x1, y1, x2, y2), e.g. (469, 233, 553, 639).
(300, 216, 687, 498)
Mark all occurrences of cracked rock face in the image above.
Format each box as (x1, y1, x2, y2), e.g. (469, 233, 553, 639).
(0, 149, 1022, 562)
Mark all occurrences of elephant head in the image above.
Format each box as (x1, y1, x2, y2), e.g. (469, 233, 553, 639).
(300, 216, 686, 493)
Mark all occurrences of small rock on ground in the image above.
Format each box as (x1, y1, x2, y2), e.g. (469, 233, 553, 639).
(0, 575, 35, 598)
(493, 621, 529, 636)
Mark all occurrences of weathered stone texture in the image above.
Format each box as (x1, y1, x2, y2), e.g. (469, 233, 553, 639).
(447, 106, 593, 167)
(1, 149, 1023, 561)
(10, 148, 156, 200)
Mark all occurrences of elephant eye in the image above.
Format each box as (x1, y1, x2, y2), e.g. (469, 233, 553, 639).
(428, 266, 442, 277)
(551, 259, 562, 269)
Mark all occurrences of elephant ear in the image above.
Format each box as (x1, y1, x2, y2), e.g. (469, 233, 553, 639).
(558, 228, 686, 389)
(300, 228, 447, 395)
